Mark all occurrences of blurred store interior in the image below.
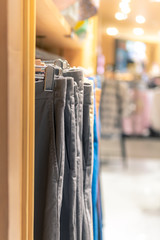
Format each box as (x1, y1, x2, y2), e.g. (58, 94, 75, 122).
(98, 1, 160, 240)
(1, 0, 160, 239)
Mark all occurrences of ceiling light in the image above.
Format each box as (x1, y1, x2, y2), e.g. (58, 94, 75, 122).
(106, 27, 119, 36)
(115, 12, 128, 20)
(119, 2, 131, 14)
(136, 15, 146, 24)
(133, 28, 144, 35)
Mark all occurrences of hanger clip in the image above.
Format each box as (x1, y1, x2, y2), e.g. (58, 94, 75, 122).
(44, 66, 55, 91)
(53, 59, 70, 70)
(44, 65, 63, 91)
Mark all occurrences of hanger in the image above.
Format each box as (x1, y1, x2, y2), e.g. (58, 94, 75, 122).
(35, 59, 46, 77)
(35, 65, 47, 70)
(43, 59, 70, 70)
(43, 66, 54, 91)
(53, 59, 70, 69)
(35, 58, 71, 88)
(44, 65, 63, 91)
(41, 58, 70, 70)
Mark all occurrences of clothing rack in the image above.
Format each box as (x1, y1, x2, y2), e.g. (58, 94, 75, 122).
(1, 0, 99, 238)
(34, 59, 103, 240)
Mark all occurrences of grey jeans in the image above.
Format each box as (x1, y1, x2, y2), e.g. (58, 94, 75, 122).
(35, 78, 67, 240)
(60, 77, 77, 240)
(63, 69, 84, 240)
(82, 83, 93, 240)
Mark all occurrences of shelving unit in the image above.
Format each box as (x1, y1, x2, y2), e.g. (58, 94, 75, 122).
(36, 0, 98, 72)
(36, 0, 82, 50)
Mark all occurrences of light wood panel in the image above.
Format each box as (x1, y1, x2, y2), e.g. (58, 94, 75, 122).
(8, 0, 24, 238)
(22, 0, 35, 239)
(0, 0, 35, 239)
(0, 0, 8, 239)
(63, 48, 83, 67)
(81, 16, 98, 75)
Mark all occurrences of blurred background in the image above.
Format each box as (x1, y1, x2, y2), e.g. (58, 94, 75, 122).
(48, 0, 160, 239)
(97, 1, 160, 240)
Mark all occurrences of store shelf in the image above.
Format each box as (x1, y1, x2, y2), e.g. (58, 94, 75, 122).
(36, 0, 82, 50)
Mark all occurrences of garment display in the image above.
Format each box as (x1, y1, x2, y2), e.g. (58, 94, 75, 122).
(92, 94, 99, 240)
(79, 0, 99, 20)
(122, 83, 160, 137)
(34, 61, 102, 240)
(60, 77, 77, 240)
(63, 68, 84, 240)
(100, 79, 122, 136)
(82, 83, 93, 240)
(97, 177, 103, 240)
(95, 86, 103, 240)
(61, 2, 79, 27)
(35, 78, 67, 240)
(101, 79, 132, 137)
(74, 20, 89, 39)
(151, 88, 160, 133)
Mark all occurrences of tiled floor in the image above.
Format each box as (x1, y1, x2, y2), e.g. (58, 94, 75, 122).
(101, 158, 160, 240)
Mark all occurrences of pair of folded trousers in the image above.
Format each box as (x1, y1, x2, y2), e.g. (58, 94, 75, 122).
(62, 70, 93, 240)
(60, 77, 77, 240)
(63, 69, 84, 240)
(34, 78, 67, 240)
(82, 83, 93, 240)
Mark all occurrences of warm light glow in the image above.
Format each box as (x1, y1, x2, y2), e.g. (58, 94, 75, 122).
(115, 12, 127, 21)
(136, 15, 146, 24)
(119, 2, 131, 14)
(150, 0, 160, 2)
(106, 27, 119, 36)
(121, 0, 131, 2)
(133, 28, 144, 35)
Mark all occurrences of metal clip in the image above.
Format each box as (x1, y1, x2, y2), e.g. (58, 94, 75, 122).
(44, 66, 55, 91)
(44, 65, 63, 91)
(53, 59, 70, 70)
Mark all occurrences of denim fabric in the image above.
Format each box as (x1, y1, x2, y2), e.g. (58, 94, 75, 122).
(95, 88, 103, 240)
(63, 69, 84, 240)
(92, 96, 99, 240)
(86, 77, 100, 240)
(87, 77, 101, 240)
(97, 177, 103, 240)
(60, 77, 77, 240)
(82, 83, 93, 240)
(35, 70, 99, 240)
(35, 78, 67, 240)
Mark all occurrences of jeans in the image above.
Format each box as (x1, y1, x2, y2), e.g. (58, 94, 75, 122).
(60, 77, 77, 240)
(34, 78, 67, 240)
(82, 83, 93, 240)
(63, 69, 84, 240)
